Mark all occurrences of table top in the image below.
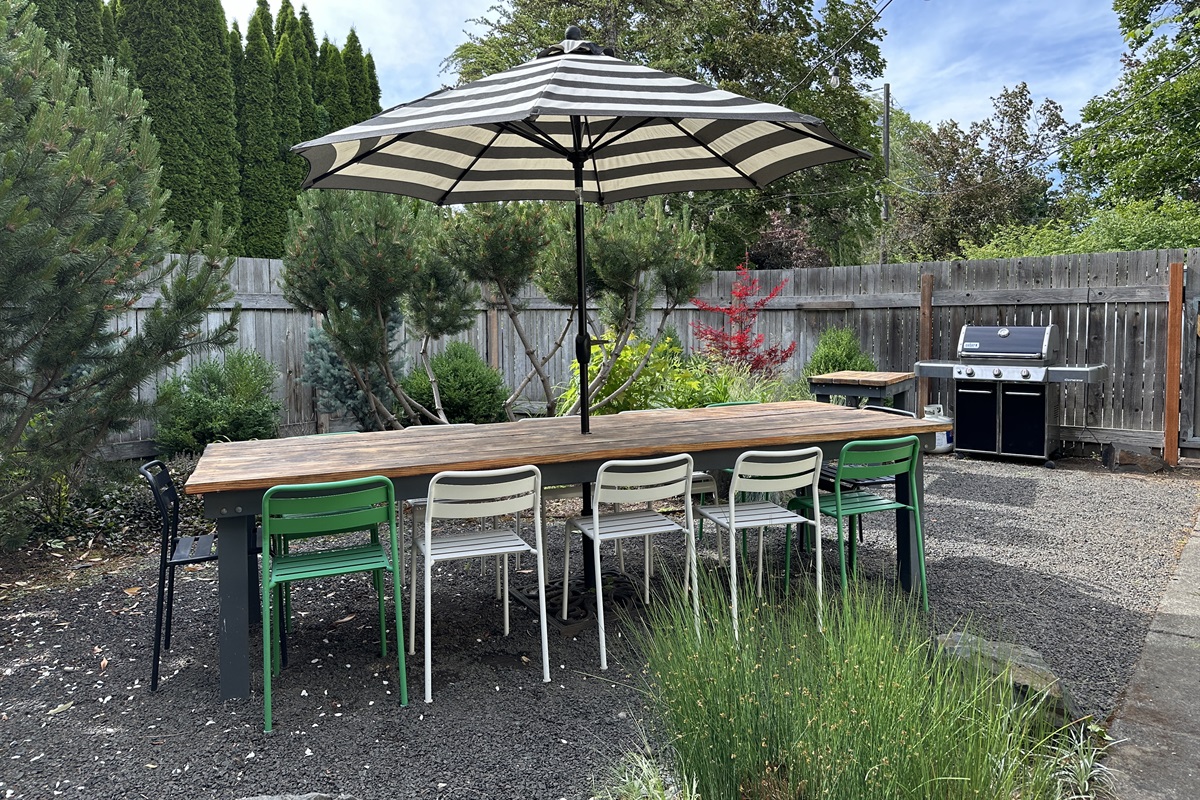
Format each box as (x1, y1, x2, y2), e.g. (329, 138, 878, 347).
(184, 400, 949, 496)
(807, 370, 916, 387)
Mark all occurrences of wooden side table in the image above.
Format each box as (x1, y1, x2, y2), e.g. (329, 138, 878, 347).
(806, 370, 917, 412)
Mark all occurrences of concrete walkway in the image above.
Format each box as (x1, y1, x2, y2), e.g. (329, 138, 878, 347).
(1106, 513, 1200, 799)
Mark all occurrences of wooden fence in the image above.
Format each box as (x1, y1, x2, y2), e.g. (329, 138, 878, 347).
(105, 247, 1200, 460)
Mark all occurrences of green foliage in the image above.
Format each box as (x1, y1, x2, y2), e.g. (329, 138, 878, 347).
(634, 576, 1070, 799)
(238, 14, 287, 257)
(962, 195, 1200, 258)
(342, 28, 372, 122)
(401, 342, 506, 425)
(283, 190, 474, 427)
(0, 3, 239, 505)
(302, 324, 394, 432)
(803, 327, 876, 378)
(156, 350, 282, 455)
(316, 37, 353, 133)
(558, 335, 690, 415)
(673, 358, 811, 408)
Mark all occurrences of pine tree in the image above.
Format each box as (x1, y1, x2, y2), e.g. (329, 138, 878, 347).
(238, 15, 285, 257)
(342, 28, 370, 121)
(0, 0, 239, 502)
(365, 52, 381, 114)
(275, 32, 305, 197)
(316, 37, 352, 132)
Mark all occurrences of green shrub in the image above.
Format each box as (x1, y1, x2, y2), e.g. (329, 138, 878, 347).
(302, 325, 393, 431)
(558, 333, 691, 415)
(673, 357, 812, 408)
(156, 349, 282, 455)
(630, 576, 1074, 800)
(803, 326, 876, 378)
(402, 342, 507, 424)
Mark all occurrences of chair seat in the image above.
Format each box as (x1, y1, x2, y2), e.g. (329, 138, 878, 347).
(170, 533, 217, 565)
(569, 509, 686, 542)
(268, 543, 392, 585)
(794, 488, 906, 518)
(817, 462, 893, 493)
(696, 500, 813, 531)
(418, 528, 535, 563)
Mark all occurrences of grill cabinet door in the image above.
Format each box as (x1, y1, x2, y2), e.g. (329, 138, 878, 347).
(954, 381, 998, 454)
(1000, 384, 1048, 458)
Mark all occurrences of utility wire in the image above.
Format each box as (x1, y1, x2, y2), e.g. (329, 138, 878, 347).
(778, 0, 897, 104)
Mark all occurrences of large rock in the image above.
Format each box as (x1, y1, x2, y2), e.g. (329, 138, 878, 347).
(1101, 442, 1169, 473)
(937, 631, 1081, 727)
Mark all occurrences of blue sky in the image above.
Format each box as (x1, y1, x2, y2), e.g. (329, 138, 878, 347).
(221, 0, 1130, 129)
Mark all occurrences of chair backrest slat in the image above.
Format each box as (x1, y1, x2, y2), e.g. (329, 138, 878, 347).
(836, 437, 919, 483)
(139, 460, 180, 546)
(427, 466, 540, 521)
(263, 478, 395, 540)
(730, 449, 822, 496)
(595, 454, 692, 505)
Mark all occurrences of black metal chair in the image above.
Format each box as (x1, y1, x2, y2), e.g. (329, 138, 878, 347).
(140, 459, 260, 690)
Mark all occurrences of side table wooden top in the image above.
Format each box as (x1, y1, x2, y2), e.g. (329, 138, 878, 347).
(807, 370, 916, 388)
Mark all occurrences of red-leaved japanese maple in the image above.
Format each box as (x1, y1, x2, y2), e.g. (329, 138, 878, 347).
(691, 261, 796, 375)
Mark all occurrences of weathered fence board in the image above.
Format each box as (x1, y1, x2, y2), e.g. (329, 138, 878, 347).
(104, 248, 1200, 460)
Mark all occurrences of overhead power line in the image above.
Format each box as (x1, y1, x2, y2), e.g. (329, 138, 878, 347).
(778, 0, 897, 104)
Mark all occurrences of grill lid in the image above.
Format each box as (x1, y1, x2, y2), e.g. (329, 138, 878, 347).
(957, 325, 1060, 364)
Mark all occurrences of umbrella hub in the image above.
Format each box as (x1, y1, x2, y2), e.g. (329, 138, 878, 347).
(537, 26, 615, 59)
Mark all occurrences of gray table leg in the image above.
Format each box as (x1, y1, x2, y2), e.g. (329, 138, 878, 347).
(218, 515, 253, 700)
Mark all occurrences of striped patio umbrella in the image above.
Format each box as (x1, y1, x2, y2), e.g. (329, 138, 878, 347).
(293, 26, 869, 433)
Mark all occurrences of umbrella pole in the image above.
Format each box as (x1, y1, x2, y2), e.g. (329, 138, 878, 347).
(572, 157, 591, 436)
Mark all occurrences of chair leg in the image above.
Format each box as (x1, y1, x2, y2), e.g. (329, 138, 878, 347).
(263, 578, 274, 732)
(424, 558, 435, 703)
(643, 536, 651, 605)
(408, 545, 419, 656)
(593, 535, 609, 671)
(163, 564, 176, 650)
(151, 558, 169, 691)
(375, 568, 387, 658)
(501, 555, 510, 636)
(729, 523, 740, 640)
(534, 541, 551, 686)
(617, 539, 625, 574)
(755, 526, 766, 598)
(391, 562, 409, 706)
(561, 527, 572, 621)
(837, 516, 849, 597)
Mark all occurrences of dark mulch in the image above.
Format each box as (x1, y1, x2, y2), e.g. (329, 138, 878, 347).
(1, 454, 1197, 799)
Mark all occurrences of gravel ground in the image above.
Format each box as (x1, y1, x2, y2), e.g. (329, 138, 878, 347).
(0, 454, 1197, 799)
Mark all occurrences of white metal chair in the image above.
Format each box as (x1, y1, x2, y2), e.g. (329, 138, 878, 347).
(694, 447, 824, 638)
(408, 464, 551, 703)
(563, 453, 699, 670)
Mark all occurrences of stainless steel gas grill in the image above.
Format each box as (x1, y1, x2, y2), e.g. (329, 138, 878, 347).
(915, 325, 1108, 461)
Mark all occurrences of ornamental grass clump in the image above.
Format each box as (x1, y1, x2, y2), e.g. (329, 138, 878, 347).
(635, 574, 1069, 799)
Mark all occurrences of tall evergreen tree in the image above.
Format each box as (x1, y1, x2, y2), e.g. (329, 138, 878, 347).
(252, 0, 274, 53)
(118, 0, 206, 228)
(342, 28, 370, 121)
(274, 0, 295, 50)
(33, 0, 59, 44)
(298, 5, 318, 67)
(228, 20, 244, 124)
(288, 20, 317, 139)
(276, 32, 305, 196)
(73, 0, 105, 77)
(316, 37, 352, 132)
(100, 1, 117, 60)
(239, 15, 286, 257)
(365, 52, 381, 114)
(195, 0, 241, 250)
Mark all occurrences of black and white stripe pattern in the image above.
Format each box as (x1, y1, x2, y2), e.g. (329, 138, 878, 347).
(293, 42, 869, 205)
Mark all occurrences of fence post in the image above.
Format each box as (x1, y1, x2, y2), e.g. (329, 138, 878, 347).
(918, 272, 934, 416)
(1165, 262, 1184, 466)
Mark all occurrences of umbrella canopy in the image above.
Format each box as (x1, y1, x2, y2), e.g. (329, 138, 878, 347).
(293, 27, 869, 432)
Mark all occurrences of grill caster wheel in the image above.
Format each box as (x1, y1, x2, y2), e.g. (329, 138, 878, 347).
(1043, 459, 1056, 469)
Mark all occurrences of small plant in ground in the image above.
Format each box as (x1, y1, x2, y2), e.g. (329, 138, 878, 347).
(691, 260, 797, 375)
(303, 324, 396, 431)
(672, 357, 812, 408)
(803, 326, 876, 379)
(401, 342, 507, 425)
(1050, 721, 1118, 799)
(155, 349, 282, 455)
(630, 574, 1075, 799)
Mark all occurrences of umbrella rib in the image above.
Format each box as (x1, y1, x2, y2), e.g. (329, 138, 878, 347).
(303, 132, 414, 186)
(435, 128, 505, 206)
(497, 120, 572, 158)
(664, 118, 761, 187)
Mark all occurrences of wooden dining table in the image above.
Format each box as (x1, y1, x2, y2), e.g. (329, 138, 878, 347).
(185, 400, 951, 700)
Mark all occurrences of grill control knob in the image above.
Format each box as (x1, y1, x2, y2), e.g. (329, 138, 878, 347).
(964, 367, 975, 377)
(1021, 368, 1031, 379)
(993, 368, 1003, 378)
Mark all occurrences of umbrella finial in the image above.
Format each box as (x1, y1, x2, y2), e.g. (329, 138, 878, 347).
(565, 25, 583, 40)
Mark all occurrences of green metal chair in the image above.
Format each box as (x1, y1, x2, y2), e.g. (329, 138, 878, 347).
(787, 435, 928, 611)
(260, 475, 408, 732)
